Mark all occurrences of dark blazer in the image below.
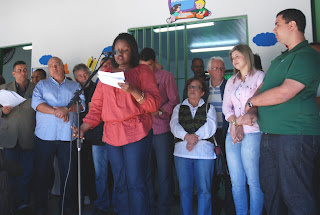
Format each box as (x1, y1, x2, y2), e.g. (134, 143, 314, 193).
(0, 81, 36, 149)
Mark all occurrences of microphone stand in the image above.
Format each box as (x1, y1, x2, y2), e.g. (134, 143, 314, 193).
(66, 56, 110, 215)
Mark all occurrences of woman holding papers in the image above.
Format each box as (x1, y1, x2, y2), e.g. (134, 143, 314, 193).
(72, 33, 160, 215)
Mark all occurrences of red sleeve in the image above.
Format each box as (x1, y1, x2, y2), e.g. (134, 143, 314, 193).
(83, 80, 103, 128)
(138, 65, 161, 113)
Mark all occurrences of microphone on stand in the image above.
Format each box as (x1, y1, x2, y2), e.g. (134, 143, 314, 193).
(102, 50, 119, 56)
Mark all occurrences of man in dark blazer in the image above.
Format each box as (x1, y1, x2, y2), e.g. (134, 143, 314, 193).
(0, 61, 36, 215)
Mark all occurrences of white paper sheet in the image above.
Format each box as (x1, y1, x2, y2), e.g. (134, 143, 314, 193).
(98, 71, 125, 88)
(0, 90, 27, 107)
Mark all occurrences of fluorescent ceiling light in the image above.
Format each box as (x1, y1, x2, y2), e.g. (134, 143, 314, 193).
(190, 46, 234, 53)
(153, 22, 214, 33)
(186, 22, 214, 29)
(22, 45, 32, 50)
(154, 26, 184, 33)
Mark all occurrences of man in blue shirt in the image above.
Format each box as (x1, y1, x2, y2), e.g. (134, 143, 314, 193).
(32, 57, 85, 215)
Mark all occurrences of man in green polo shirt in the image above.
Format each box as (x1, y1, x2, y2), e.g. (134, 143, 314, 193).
(246, 8, 320, 215)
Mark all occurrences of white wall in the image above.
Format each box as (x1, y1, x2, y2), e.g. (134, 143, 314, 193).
(0, 0, 313, 78)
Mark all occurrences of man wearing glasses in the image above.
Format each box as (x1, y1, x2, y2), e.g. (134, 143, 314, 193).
(207, 57, 235, 215)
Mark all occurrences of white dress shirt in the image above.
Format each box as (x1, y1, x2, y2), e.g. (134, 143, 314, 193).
(170, 99, 217, 159)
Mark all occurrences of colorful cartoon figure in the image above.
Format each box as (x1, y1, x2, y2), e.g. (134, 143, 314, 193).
(194, 0, 210, 19)
(166, 4, 182, 23)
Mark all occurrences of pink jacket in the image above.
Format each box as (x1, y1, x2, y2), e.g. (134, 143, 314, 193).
(222, 69, 265, 134)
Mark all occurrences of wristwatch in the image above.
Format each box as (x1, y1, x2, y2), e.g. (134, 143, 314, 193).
(247, 98, 253, 108)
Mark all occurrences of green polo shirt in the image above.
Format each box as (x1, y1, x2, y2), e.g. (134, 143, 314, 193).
(258, 40, 320, 135)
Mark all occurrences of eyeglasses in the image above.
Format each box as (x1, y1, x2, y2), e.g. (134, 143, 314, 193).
(188, 85, 202, 90)
(212, 67, 225, 71)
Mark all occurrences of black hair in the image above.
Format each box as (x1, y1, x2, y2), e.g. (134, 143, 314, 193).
(185, 76, 208, 94)
(111, 33, 139, 68)
(34, 68, 47, 78)
(253, 54, 263, 71)
(170, 4, 181, 14)
(13, 61, 27, 70)
(277, 8, 306, 33)
(139, 47, 156, 62)
(192, 58, 204, 65)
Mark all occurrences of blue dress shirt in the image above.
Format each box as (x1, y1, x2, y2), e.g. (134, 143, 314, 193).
(32, 77, 85, 141)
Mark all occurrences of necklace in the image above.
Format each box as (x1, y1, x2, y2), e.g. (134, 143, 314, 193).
(119, 67, 130, 72)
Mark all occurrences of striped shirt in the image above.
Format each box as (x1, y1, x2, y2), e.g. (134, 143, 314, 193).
(208, 79, 223, 128)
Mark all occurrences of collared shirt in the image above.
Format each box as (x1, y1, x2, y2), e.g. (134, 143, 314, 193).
(208, 79, 223, 128)
(152, 68, 180, 135)
(223, 69, 265, 134)
(258, 40, 320, 135)
(32, 77, 85, 141)
(83, 64, 161, 146)
(15, 80, 30, 97)
(170, 99, 217, 159)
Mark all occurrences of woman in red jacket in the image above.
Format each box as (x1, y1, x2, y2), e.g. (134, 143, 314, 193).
(73, 33, 160, 215)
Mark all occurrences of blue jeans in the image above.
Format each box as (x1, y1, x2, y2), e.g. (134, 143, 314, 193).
(92, 144, 115, 212)
(260, 133, 320, 215)
(5, 144, 34, 210)
(226, 132, 263, 215)
(147, 131, 174, 215)
(34, 137, 75, 214)
(174, 156, 214, 215)
(106, 130, 152, 215)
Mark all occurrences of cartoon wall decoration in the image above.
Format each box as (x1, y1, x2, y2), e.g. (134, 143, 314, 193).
(39, 55, 52, 65)
(167, 0, 211, 23)
(253, 32, 277, 47)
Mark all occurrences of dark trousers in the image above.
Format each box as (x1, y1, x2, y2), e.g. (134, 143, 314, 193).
(212, 128, 235, 215)
(106, 130, 152, 215)
(34, 137, 75, 214)
(147, 131, 174, 215)
(5, 144, 34, 210)
(260, 133, 320, 215)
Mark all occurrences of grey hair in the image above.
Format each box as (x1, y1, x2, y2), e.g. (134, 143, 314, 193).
(206, 56, 224, 71)
(72, 63, 91, 76)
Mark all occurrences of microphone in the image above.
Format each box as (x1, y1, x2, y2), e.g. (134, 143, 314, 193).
(102, 50, 119, 56)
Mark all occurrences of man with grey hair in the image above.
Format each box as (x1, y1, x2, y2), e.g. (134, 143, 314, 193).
(73, 63, 114, 215)
(207, 56, 235, 215)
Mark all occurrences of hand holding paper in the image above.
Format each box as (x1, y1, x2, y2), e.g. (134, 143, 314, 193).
(98, 71, 125, 88)
(0, 89, 26, 107)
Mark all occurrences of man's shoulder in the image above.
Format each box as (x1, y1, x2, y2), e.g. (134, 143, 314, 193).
(0, 82, 14, 90)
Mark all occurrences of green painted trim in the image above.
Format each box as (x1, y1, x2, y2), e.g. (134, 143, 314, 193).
(0, 43, 31, 49)
(246, 17, 249, 44)
(127, 15, 247, 31)
(312, 0, 320, 41)
(151, 28, 154, 49)
(143, 29, 146, 47)
(159, 31, 162, 64)
(183, 24, 188, 84)
(175, 30, 179, 88)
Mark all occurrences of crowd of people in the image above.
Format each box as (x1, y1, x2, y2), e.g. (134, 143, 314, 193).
(0, 8, 320, 215)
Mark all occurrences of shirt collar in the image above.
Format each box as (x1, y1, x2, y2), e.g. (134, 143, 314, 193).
(50, 76, 66, 85)
(182, 98, 205, 108)
(15, 80, 29, 91)
(282, 40, 309, 54)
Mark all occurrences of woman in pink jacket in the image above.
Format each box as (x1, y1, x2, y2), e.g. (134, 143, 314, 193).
(222, 44, 265, 215)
